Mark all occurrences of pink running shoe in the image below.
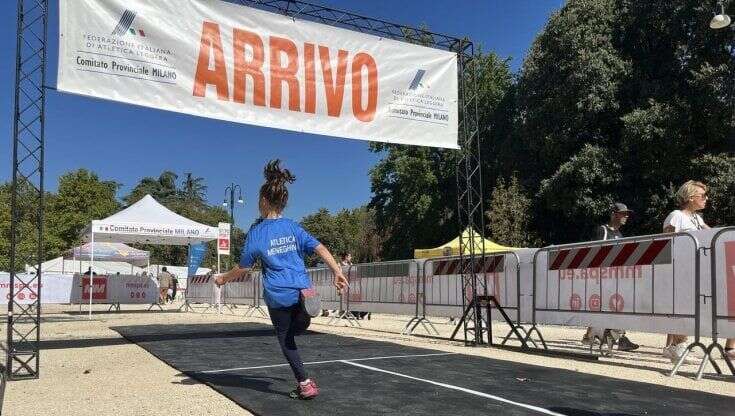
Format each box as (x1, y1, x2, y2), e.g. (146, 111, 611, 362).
(296, 378, 319, 400)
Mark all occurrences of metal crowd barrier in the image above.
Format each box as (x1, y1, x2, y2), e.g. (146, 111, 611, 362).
(705, 226, 735, 379)
(221, 272, 267, 317)
(528, 232, 708, 366)
(414, 252, 527, 340)
(308, 266, 355, 326)
(180, 274, 218, 313)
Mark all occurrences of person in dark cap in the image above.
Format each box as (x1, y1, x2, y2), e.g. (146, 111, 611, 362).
(581, 202, 639, 352)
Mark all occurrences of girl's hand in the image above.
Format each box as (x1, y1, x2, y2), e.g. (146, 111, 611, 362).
(214, 274, 226, 286)
(333, 271, 349, 292)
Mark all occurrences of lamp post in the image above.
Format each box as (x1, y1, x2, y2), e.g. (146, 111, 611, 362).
(710, 1, 735, 152)
(223, 183, 244, 226)
(222, 184, 243, 269)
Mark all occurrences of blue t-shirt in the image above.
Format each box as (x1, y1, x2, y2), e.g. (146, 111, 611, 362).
(239, 218, 320, 308)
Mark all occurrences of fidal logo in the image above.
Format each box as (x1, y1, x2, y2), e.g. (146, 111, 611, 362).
(112, 10, 145, 37)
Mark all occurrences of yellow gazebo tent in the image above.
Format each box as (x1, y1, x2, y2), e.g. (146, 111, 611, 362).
(413, 228, 517, 259)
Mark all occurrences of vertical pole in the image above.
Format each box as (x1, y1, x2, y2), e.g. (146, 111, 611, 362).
(89, 233, 94, 320)
(8, 0, 48, 379)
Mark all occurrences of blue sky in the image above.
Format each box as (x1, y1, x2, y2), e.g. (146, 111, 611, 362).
(0, 0, 563, 228)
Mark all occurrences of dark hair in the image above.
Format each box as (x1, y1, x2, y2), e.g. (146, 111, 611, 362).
(162, 266, 167, 272)
(260, 159, 295, 213)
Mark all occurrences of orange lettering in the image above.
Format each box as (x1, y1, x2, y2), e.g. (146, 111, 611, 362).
(351, 53, 378, 122)
(233, 29, 265, 106)
(269, 36, 300, 111)
(304, 43, 316, 114)
(193, 22, 229, 100)
(319, 46, 348, 117)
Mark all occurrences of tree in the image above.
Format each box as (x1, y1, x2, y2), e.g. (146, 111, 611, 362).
(180, 173, 208, 206)
(123, 171, 179, 205)
(47, 169, 120, 248)
(300, 206, 382, 266)
(0, 181, 64, 272)
(486, 176, 539, 247)
(536, 145, 622, 244)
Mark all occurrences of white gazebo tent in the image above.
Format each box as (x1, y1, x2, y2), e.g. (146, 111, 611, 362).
(79, 195, 218, 318)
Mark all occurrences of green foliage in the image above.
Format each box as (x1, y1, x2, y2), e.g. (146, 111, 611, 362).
(48, 169, 120, 247)
(300, 207, 381, 266)
(486, 176, 539, 247)
(537, 145, 622, 243)
(690, 153, 735, 227)
(0, 181, 64, 272)
(508, 0, 735, 243)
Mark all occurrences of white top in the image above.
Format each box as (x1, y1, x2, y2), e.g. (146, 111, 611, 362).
(663, 210, 707, 232)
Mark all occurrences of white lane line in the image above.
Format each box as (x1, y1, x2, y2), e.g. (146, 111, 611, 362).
(200, 352, 458, 374)
(341, 360, 567, 416)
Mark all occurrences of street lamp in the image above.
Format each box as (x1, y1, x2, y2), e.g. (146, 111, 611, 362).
(710, 1, 735, 153)
(223, 183, 244, 226)
(711, 1, 731, 29)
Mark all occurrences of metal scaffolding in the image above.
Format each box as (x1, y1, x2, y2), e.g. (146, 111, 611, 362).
(4, 0, 488, 381)
(6, 0, 48, 380)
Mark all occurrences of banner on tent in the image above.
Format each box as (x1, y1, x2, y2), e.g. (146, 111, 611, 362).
(57, 0, 459, 149)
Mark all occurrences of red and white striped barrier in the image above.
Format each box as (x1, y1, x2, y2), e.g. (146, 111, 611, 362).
(431, 255, 505, 276)
(185, 274, 218, 306)
(548, 239, 671, 270)
(534, 234, 699, 335)
(222, 273, 259, 306)
(422, 252, 524, 319)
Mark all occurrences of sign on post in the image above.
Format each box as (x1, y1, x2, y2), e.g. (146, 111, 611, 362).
(218, 222, 231, 256)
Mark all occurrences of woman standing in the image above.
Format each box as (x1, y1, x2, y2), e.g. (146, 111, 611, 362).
(215, 160, 348, 399)
(661, 181, 735, 362)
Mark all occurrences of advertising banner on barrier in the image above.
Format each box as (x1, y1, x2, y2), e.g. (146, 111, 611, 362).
(725, 241, 735, 320)
(57, 0, 459, 149)
(0, 273, 73, 304)
(71, 274, 158, 304)
(535, 236, 698, 334)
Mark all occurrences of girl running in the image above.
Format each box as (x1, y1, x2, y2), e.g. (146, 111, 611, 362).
(215, 160, 348, 400)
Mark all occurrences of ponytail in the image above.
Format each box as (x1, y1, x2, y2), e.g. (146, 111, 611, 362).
(260, 159, 295, 213)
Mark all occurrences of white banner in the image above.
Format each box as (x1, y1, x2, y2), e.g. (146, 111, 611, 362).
(58, 0, 459, 148)
(0, 273, 73, 304)
(218, 222, 231, 256)
(71, 274, 159, 304)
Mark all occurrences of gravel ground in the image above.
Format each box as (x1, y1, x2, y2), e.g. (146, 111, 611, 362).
(2, 303, 733, 415)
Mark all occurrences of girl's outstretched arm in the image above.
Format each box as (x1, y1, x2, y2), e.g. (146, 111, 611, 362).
(314, 244, 349, 291)
(214, 265, 250, 286)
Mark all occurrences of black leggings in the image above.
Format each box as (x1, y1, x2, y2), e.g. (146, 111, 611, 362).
(268, 304, 311, 382)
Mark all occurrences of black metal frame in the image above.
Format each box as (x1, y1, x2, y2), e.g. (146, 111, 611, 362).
(454, 43, 487, 346)
(6, 0, 48, 381)
(6, 0, 485, 379)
